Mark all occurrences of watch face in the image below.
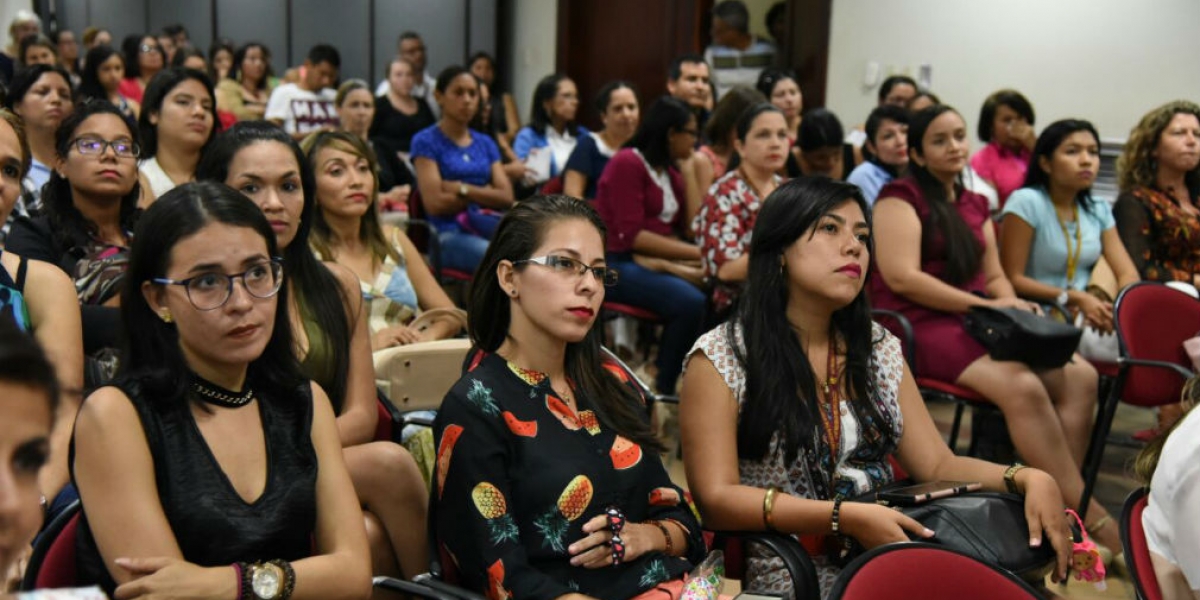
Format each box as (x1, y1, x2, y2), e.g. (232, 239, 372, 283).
(252, 565, 282, 599)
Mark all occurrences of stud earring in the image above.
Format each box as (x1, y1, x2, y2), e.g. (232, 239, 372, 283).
(160, 310, 173, 323)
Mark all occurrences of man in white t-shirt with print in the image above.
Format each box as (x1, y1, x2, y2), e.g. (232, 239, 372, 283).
(266, 44, 341, 140)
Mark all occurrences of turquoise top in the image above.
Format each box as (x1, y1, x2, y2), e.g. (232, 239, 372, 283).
(1001, 186, 1115, 292)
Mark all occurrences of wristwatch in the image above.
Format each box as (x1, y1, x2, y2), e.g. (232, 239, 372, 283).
(249, 561, 284, 599)
(1003, 463, 1029, 495)
(457, 182, 469, 198)
(1055, 289, 1070, 307)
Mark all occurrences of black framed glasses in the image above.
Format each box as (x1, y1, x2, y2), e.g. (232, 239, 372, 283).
(71, 137, 141, 159)
(514, 255, 618, 286)
(153, 259, 284, 310)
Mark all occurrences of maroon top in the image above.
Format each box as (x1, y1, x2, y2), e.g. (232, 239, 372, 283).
(594, 148, 686, 254)
(869, 177, 992, 381)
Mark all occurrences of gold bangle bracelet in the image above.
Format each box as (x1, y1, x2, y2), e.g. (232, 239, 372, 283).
(763, 487, 780, 531)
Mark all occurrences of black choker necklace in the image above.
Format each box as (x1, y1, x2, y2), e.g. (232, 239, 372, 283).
(190, 373, 254, 408)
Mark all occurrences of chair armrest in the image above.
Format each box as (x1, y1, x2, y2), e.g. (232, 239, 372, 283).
(1120, 357, 1195, 380)
(710, 530, 820, 600)
(412, 573, 490, 600)
(373, 576, 462, 600)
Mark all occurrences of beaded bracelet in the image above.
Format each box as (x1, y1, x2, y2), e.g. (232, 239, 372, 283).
(271, 559, 296, 600)
(831, 496, 845, 534)
(647, 519, 674, 556)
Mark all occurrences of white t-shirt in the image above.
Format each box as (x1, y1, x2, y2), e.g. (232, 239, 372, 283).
(1144, 407, 1200, 593)
(264, 83, 338, 135)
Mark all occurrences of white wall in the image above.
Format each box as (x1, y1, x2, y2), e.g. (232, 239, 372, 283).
(826, 0, 1200, 143)
(508, 0, 557, 125)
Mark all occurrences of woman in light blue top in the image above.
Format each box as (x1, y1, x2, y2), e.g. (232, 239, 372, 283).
(512, 73, 587, 184)
(999, 119, 1139, 332)
(847, 104, 909, 205)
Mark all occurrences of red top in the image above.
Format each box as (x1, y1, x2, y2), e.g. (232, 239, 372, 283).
(594, 148, 686, 253)
(118, 78, 145, 104)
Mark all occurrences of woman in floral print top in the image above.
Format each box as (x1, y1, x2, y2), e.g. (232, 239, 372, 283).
(433, 195, 705, 600)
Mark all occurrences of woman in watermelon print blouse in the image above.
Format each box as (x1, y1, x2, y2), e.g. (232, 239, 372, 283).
(433, 195, 705, 600)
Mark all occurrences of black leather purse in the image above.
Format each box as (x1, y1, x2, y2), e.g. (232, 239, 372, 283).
(836, 491, 1056, 583)
(964, 306, 1082, 369)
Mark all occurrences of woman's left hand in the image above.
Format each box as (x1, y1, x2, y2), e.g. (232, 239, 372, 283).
(1017, 469, 1072, 583)
(113, 557, 237, 600)
(568, 515, 660, 569)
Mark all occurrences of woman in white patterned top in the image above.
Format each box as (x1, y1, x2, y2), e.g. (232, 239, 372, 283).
(303, 130, 461, 349)
(679, 177, 1072, 598)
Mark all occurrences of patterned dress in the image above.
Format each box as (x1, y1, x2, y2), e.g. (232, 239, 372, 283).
(1113, 186, 1200, 282)
(692, 169, 781, 313)
(686, 322, 906, 599)
(433, 350, 705, 600)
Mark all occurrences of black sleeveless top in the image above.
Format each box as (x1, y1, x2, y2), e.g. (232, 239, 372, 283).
(72, 379, 318, 593)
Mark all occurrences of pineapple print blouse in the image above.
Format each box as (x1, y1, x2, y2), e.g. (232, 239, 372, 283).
(433, 349, 705, 600)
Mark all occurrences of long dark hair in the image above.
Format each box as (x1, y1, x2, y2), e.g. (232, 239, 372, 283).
(42, 99, 142, 255)
(1022, 119, 1102, 216)
(625, 96, 692, 170)
(470, 195, 662, 451)
(78, 45, 121, 101)
(908, 105, 980, 285)
(118, 181, 305, 405)
(138, 67, 219, 159)
(4, 63, 73, 111)
(196, 121, 352, 411)
(228, 42, 274, 90)
(121, 34, 163, 79)
(731, 177, 889, 463)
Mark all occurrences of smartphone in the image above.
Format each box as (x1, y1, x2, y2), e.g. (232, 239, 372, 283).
(875, 481, 982, 506)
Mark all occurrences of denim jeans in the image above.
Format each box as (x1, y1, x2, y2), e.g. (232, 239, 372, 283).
(439, 230, 490, 274)
(605, 255, 706, 394)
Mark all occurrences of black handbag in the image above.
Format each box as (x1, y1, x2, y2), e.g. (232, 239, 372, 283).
(964, 306, 1082, 369)
(836, 489, 1056, 583)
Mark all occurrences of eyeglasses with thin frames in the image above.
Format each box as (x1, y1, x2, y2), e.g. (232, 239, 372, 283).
(70, 137, 141, 159)
(513, 255, 618, 286)
(153, 259, 284, 311)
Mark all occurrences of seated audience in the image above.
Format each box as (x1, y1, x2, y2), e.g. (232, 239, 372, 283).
(169, 46, 206, 71)
(208, 39, 234, 82)
(411, 66, 515, 273)
(693, 103, 787, 316)
(906, 90, 940, 115)
(595, 96, 705, 394)
(681, 177, 1072, 596)
(971, 89, 1037, 207)
(8, 100, 140, 358)
(1114, 100, 1200, 285)
(0, 320, 60, 580)
(19, 34, 57, 68)
(265, 43, 340, 140)
(374, 31, 438, 118)
(0, 108, 82, 516)
(1136, 377, 1200, 599)
(563, 80, 639, 200)
(434, 195, 706, 600)
(694, 86, 765, 201)
(371, 57, 436, 158)
(137, 67, 218, 202)
(336, 79, 412, 208)
(794, 108, 853, 180)
(215, 42, 275, 122)
(78, 45, 140, 123)
(469, 51, 520, 154)
(304, 130, 459, 349)
(5, 64, 74, 215)
(71, 182, 372, 599)
(54, 30, 80, 80)
(666, 54, 713, 121)
(82, 26, 110, 51)
(117, 34, 165, 104)
(756, 68, 802, 143)
(0, 10, 41, 82)
(870, 105, 1119, 552)
(513, 73, 586, 187)
(846, 75, 917, 156)
(846, 104, 909, 205)
(197, 122, 430, 579)
(705, 0, 775, 99)
(1000, 119, 1139, 324)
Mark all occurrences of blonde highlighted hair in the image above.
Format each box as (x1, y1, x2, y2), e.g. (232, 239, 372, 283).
(1134, 375, 1200, 486)
(1117, 100, 1200, 193)
(300, 130, 402, 268)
